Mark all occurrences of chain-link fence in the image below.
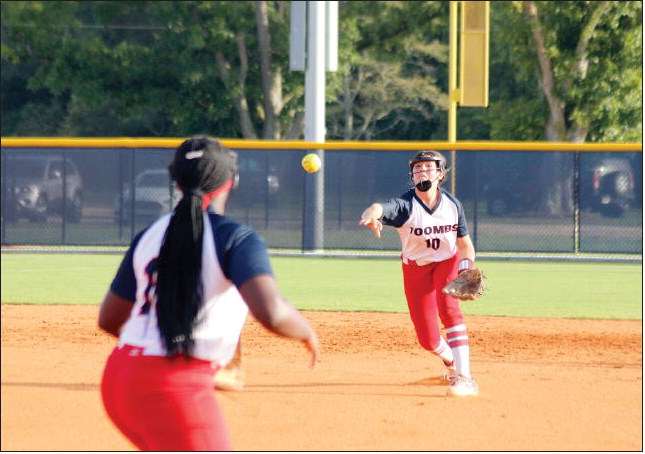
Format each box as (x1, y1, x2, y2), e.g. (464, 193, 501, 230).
(1, 143, 642, 259)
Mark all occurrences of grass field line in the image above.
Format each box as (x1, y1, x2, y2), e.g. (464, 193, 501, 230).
(10, 266, 113, 273)
(1, 253, 642, 320)
(2, 246, 641, 263)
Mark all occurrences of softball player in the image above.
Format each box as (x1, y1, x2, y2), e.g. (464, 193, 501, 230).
(98, 136, 320, 450)
(359, 150, 478, 397)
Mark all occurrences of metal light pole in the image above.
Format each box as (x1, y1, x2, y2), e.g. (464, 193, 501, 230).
(290, 1, 338, 252)
(449, 1, 459, 195)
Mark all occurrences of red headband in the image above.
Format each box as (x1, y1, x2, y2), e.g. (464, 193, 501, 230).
(201, 179, 234, 210)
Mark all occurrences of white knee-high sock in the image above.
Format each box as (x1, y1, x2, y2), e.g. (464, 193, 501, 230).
(446, 324, 471, 378)
(451, 345, 471, 378)
(433, 337, 454, 366)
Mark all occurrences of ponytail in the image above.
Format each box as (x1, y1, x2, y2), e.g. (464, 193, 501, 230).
(155, 136, 238, 356)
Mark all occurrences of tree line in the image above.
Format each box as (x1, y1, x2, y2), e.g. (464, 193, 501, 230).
(1, 1, 642, 143)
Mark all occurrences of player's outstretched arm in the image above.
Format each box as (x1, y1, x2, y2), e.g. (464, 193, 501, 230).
(239, 274, 320, 369)
(359, 203, 384, 238)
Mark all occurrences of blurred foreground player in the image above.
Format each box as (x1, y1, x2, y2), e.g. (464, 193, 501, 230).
(99, 136, 319, 450)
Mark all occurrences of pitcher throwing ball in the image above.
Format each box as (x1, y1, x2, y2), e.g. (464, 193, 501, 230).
(359, 150, 478, 397)
(98, 136, 319, 450)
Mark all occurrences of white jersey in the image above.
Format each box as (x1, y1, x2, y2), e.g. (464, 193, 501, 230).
(380, 188, 469, 263)
(110, 211, 273, 366)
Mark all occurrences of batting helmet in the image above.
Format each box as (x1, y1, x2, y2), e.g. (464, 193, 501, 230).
(408, 150, 448, 173)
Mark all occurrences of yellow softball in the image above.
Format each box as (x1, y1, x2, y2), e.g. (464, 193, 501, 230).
(301, 153, 322, 173)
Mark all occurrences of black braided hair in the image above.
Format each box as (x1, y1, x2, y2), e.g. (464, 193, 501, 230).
(156, 136, 238, 357)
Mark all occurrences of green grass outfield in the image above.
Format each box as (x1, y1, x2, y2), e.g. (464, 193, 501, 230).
(1, 253, 642, 320)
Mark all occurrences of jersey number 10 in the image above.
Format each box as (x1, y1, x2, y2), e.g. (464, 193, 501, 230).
(425, 238, 441, 250)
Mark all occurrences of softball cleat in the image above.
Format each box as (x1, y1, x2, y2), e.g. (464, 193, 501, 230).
(442, 361, 458, 383)
(447, 375, 479, 397)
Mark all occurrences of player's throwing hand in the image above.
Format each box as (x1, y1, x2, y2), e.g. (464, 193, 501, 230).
(359, 218, 383, 238)
(359, 203, 385, 238)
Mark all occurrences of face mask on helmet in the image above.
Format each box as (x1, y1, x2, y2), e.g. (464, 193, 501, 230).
(416, 180, 433, 192)
(410, 157, 444, 192)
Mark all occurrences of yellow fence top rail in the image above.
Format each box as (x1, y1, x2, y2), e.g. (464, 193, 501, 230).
(1, 137, 641, 152)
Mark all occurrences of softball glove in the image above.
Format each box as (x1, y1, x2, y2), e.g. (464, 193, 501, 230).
(442, 268, 486, 300)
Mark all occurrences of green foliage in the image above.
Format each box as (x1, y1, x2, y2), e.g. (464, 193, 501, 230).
(328, 1, 449, 140)
(1, 1, 641, 141)
(487, 1, 642, 142)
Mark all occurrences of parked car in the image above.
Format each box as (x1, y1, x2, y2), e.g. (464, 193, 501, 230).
(114, 156, 282, 225)
(236, 155, 280, 195)
(229, 154, 282, 208)
(485, 157, 635, 218)
(3, 155, 83, 223)
(114, 169, 181, 225)
(580, 157, 635, 217)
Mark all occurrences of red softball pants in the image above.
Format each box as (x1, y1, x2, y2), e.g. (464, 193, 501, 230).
(401, 254, 465, 351)
(101, 345, 231, 451)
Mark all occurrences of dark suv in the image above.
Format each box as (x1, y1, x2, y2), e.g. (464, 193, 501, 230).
(485, 157, 635, 218)
(580, 157, 635, 217)
(3, 155, 83, 223)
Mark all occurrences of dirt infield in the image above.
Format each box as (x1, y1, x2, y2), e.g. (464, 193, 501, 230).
(1, 304, 642, 451)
